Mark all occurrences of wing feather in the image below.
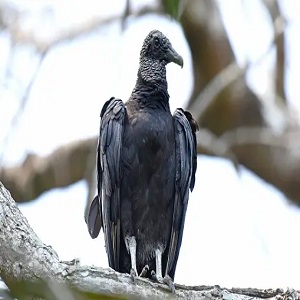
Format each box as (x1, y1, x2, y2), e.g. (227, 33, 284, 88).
(166, 108, 198, 279)
(87, 97, 126, 271)
(87, 195, 102, 239)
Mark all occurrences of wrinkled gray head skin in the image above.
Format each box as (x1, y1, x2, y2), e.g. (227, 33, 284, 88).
(136, 30, 183, 86)
(140, 30, 183, 68)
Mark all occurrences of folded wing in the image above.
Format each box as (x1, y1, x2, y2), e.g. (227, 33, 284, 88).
(87, 97, 126, 271)
(165, 108, 198, 279)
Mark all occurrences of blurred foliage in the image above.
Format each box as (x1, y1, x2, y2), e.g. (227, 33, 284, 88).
(162, 0, 180, 19)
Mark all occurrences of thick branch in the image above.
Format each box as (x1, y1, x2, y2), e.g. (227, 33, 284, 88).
(0, 138, 97, 202)
(0, 181, 299, 299)
(3, 123, 300, 206)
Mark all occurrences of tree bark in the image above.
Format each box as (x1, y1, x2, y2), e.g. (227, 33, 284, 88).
(0, 182, 299, 299)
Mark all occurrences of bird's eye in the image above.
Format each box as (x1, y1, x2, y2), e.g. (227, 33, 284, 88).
(154, 38, 160, 48)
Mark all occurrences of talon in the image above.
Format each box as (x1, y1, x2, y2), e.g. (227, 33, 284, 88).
(163, 275, 175, 293)
(130, 268, 137, 281)
(151, 270, 159, 282)
(139, 264, 149, 277)
(151, 270, 164, 283)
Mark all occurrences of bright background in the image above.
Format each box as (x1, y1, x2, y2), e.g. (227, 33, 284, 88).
(1, 0, 300, 289)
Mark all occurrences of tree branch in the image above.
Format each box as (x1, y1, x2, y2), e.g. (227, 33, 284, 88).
(2, 122, 300, 206)
(0, 51, 48, 165)
(0, 138, 97, 202)
(8, 5, 162, 53)
(262, 0, 286, 104)
(0, 181, 299, 299)
(163, 0, 300, 205)
(188, 11, 286, 125)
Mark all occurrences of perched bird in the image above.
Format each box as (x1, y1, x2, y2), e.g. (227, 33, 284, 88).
(87, 30, 198, 292)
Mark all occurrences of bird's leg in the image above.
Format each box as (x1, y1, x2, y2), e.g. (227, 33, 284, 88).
(150, 249, 163, 282)
(151, 248, 175, 293)
(125, 236, 138, 280)
(155, 249, 163, 280)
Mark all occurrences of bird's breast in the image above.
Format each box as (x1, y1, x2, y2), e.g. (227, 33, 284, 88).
(128, 109, 174, 154)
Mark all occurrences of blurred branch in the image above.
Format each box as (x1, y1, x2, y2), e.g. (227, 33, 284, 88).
(219, 127, 300, 149)
(121, 0, 131, 31)
(188, 8, 286, 125)
(8, 5, 162, 53)
(0, 2, 161, 167)
(274, 16, 286, 104)
(166, 0, 300, 205)
(196, 129, 240, 173)
(17, 51, 48, 108)
(189, 62, 243, 123)
(0, 137, 97, 203)
(0, 51, 48, 164)
(262, 0, 287, 104)
(2, 125, 300, 206)
(1, 181, 299, 299)
(0, 1, 162, 207)
(11, 15, 118, 53)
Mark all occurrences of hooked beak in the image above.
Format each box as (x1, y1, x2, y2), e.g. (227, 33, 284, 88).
(166, 45, 184, 68)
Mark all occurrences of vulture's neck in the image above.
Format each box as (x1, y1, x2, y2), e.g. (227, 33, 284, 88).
(130, 58, 170, 111)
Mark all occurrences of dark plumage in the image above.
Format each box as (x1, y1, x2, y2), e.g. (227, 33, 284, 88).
(87, 30, 198, 291)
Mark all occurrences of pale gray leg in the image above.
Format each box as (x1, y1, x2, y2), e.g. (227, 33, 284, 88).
(125, 236, 137, 280)
(150, 249, 163, 282)
(151, 248, 175, 293)
(155, 249, 163, 280)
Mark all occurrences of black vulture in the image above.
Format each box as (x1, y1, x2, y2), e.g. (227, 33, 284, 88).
(87, 30, 198, 291)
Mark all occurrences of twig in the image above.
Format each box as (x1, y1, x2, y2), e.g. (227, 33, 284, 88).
(196, 129, 240, 173)
(0, 50, 48, 165)
(8, 6, 161, 53)
(262, 0, 287, 104)
(0, 4, 161, 165)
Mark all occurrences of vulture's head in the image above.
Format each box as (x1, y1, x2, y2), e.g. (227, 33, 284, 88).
(140, 30, 184, 68)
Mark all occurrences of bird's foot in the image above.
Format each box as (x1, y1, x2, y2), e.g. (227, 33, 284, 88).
(150, 271, 175, 293)
(139, 264, 149, 277)
(163, 275, 175, 293)
(150, 270, 160, 283)
(130, 268, 137, 281)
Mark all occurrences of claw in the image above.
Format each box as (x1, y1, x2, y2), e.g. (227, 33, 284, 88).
(150, 270, 160, 282)
(139, 264, 149, 277)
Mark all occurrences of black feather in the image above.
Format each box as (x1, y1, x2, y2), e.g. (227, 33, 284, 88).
(87, 195, 101, 239)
